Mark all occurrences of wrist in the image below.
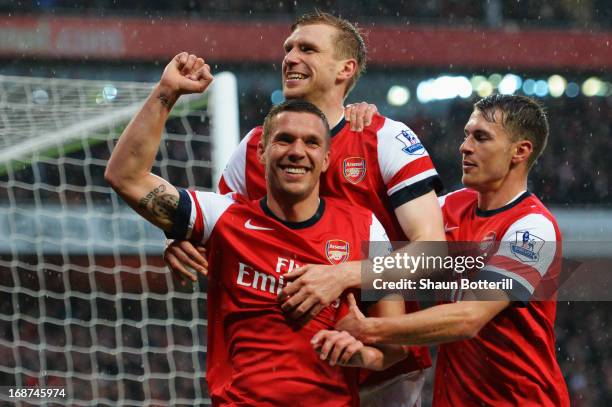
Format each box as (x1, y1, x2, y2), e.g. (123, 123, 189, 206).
(342, 261, 361, 289)
(362, 317, 382, 344)
(154, 84, 179, 110)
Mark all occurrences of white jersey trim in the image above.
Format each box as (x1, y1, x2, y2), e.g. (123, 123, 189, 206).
(376, 117, 431, 186)
(368, 213, 392, 260)
(218, 128, 256, 195)
(496, 213, 557, 278)
(187, 191, 235, 243)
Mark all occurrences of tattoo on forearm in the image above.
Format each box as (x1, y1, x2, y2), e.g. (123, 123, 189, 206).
(157, 93, 174, 109)
(139, 185, 166, 208)
(150, 194, 179, 221)
(140, 185, 178, 225)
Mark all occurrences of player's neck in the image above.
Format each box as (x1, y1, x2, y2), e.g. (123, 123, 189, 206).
(266, 190, 322, 223)
(307, 95, 345, 129)
(477, 179, 528, 211)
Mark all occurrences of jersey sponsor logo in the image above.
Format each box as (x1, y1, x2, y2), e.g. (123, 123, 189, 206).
(326, 239, 350, 265)
(395, 129, 424, 155)
(480, 231, 496, 253)
(236, 262, 287, 295)
(342, 157, 366, 184)
(510, 231, 544, 262)
(244, 219, 274, 231)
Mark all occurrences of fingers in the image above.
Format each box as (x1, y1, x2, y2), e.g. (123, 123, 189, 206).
(346, 293, 364, 319)
(311, 330, 328, 348)
(182, 62, 213, 92)
(281, 285, 327, 325)
(164, 251, 197, 282)
(288, 295, 316, 320)
(172, 241, 208, 275)
(344, 103, 359, 131)
(177, 241, 208, 271)
(311, 330, 363, 366)
(283, 265, 308, 282)
(163, 241, 209, 282)
(174, 52, 189, 69)
(347, 292, 357, 308)
(181, 54, 198, 76)
(277, 266, 308, 302)
(314, 330, 337, 362)
(279, 287, 307, 313)
(193, 57, 205, 72)
(345, 102, 378, 132)
(291, 297, 328, 327)
(339, 340, 364, 365)
(190, 57, 213, 82)
(172, 52, 214, 93)
(345, 103, 361, 131)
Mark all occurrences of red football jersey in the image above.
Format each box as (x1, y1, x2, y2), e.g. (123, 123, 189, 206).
(220, 114, 441, 242)
(434, 188, 570, 407)
(168, 189, 390, 406)
(218, 115, 440, 379)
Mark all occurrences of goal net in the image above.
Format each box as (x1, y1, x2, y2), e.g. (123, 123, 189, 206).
(0, 73, 239, 405)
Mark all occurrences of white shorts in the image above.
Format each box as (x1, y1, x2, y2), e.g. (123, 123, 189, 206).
(359, 369, 428, 407)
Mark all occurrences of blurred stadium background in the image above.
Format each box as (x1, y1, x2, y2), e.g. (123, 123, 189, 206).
(0, 1, 610, 405)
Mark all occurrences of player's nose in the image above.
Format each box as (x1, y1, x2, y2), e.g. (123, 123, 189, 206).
(283, 48, 300, 67)
(459, 136, 473, 154)
(287, 139, 307, 158)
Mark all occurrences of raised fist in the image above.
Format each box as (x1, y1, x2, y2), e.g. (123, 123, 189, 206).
(159, 52, 214, 97)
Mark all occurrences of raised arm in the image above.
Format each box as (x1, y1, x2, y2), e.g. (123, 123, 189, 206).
(105, 53, 213, 231)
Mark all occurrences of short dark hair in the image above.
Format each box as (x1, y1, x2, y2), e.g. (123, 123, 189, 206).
(262, 99, 330, 147)
(292, 11, 366, 96)
(475, 94, 549, 168)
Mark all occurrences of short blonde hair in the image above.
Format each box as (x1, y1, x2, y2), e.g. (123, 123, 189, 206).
(292, 11, 366, 96)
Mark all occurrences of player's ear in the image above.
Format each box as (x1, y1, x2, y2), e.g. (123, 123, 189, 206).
(257, 140, 266, 164)
(336, 58, 357, 82)
(511, 139, 533, 166)
(321, 149, 331, 173)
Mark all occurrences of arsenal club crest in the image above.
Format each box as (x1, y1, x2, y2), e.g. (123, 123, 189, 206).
(480, 231, 496, 254)
(343, 157, 366, 184)
(326, 240, 350, 265)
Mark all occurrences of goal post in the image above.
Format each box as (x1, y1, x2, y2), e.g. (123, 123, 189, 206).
(0, 73, 239, 405)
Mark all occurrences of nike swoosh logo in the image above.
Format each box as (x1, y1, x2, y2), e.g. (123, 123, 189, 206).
(444, 224, 459, 232)
(245, 219, 274, 231)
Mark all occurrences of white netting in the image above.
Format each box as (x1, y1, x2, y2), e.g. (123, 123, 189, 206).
(0, 75, 235, 405)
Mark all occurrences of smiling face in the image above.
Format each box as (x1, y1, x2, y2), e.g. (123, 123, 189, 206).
(259, 110, 330, 203)
(282, 24, 350, 103)
(460, 109, 517, 192)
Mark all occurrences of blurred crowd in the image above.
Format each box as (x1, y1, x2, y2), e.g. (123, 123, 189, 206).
(3, 0, 610, 29)
(1, 93, 610, 206)
(413, 96, 612, 206)
(556, 302, 612, 406)
(239, 92, 612, 206)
